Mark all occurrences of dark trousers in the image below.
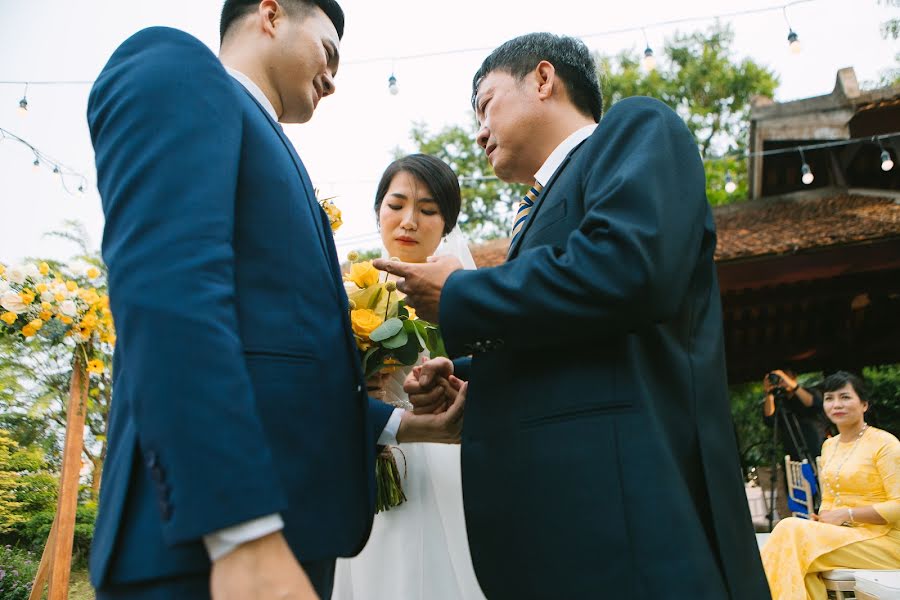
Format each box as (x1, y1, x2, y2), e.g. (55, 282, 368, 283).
(97, 559, 336, 599)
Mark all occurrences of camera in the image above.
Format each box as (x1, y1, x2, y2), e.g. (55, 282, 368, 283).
(766, 372, 782, 386)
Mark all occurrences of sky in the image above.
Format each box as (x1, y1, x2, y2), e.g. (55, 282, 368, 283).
(0, 0, 897, 265)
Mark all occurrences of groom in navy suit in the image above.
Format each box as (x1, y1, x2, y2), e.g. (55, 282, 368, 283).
(88, 1, 462, 598)
(378, 33, 770, 599)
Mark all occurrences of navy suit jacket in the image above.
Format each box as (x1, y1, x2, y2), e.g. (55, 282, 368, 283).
(441, 98, 770, 599)
(87, 27, 393, 587)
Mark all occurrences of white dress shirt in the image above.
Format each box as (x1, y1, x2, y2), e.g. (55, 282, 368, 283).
(203, 67, 403, 561)
(534, 123, 597, 187)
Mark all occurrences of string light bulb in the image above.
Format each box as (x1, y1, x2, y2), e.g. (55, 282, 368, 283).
(800, 163, 814, 185)
(783, 8, 801, 54)
(724, 171, 737, 194)
(18, 83, 28, 115)
(641, 29, 656, 72)
(876, 138, 895, 171)
(642, 46, 656, 71)
(787, 29, 801, 54)
(388, 74, 399, 96)
(32, 157, 40, 170)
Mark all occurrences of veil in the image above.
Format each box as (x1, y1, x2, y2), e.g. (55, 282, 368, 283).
(379, 226, 477, 271)
(432, 226, 477, 270)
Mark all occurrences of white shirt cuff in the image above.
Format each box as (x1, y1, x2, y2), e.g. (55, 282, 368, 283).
(377, 408, 404, 446)
(202, 513, 284, 561)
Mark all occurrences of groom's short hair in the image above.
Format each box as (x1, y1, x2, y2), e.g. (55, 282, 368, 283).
(220, 0, 345, 43)
(471, 33, 602, 123)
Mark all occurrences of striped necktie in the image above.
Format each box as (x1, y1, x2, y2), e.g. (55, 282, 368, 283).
(510, 181, 543, 246)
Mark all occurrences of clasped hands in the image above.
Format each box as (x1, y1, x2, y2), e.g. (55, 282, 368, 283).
(400, 357, 467, 431)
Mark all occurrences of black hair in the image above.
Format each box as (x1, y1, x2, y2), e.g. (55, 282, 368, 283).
(821, 371, 870, 404)
(220, 0, 344, 43)
(471, 32, 602, 122)
(374, 154, 461, 235)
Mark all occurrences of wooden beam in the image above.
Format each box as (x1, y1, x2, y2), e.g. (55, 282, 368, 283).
(47, 356, 89, 600)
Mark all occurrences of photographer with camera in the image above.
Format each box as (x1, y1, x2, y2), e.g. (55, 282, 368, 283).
(763, 369, 826, 465)
(762, 369, 828, 528)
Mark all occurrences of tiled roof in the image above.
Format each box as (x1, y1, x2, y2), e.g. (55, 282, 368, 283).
(469, 189, 900, 267)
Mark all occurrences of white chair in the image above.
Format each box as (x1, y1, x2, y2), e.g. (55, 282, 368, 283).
(855, 570, 900, 600)
(821, 569, 857, 599)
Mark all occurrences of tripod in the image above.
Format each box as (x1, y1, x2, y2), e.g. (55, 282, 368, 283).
(767, 392, 817, 532)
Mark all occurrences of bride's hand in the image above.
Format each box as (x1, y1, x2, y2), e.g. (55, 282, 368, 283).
(405, 357, 455, 414)
(366, 370, 392, 402)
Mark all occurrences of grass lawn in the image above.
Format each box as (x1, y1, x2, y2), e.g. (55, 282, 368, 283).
(69, 567, 95, 600)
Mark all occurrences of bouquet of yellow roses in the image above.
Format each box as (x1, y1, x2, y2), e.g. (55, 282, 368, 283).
(344, 253, 447, 511)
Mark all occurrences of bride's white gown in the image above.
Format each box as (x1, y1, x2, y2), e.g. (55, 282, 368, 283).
(332, 365, 486, 599)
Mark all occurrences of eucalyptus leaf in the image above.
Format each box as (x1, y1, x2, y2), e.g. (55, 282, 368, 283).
(370, 318, 403, 342)
(382, 328, 409, 349)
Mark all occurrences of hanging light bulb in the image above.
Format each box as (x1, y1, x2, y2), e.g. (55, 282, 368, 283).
(801, 163, 814, 185)
(640, 29, 656, 72)
(787, 29, 801, 54)
(642, 46, 656, 72)
(18, 83, 28, 115)
(388, 74, 399, 96)
(798, 148, 814, 185)
(77, 183, 85, 195)
(882, 150, 895, 172)
(724, 171, 737, 194)
(32, 157, 40, 170)
(783, 8, 801, 54)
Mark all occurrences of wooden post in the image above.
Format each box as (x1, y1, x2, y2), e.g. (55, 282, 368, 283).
(30, 354, 89, 600)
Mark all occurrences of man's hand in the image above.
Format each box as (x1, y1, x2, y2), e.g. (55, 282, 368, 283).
(404, 357, 455, 415)
(396, 378, 467, 444)
(210, 531, 318, 599)
(372, 255, 463, 322)
(771, 369, 798, 391)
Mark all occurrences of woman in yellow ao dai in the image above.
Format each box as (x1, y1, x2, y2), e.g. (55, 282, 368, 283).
(761, 371, 900, 599)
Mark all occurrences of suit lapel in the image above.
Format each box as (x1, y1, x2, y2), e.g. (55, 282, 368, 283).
(238, 86, 345, 302)
(507, 139, 588, 260)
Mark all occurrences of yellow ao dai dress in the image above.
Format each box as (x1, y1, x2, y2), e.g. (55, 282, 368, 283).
(761, 426, 900, 599)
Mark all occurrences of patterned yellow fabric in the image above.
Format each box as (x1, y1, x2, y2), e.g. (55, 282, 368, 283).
(761, 427, 900, 599)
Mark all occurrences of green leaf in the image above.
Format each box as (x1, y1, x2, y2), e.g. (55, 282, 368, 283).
(382, 327, 409, 349)
(370, 318, 403, 342)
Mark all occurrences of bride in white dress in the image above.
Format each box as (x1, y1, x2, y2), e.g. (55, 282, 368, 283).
(333, 154, 485, 600)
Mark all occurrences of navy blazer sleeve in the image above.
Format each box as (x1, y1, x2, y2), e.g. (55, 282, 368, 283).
(440, 97, 708, 355)
(88, 28, 286, 543)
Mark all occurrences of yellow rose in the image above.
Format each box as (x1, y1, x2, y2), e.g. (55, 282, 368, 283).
(21, 324, 36, 338)
(81, 313, 98, 329)
(60, 315, 73, 325)
(39, 310, 52, 321)
(54, 293, 66, 302)
(0, 264, 5, 276)
(35, 283, 47, 294)
(346, 261, 380, 289)
(86, 267, 100, 279)
(41, 301, 52, 310)
(87, 360, 104, 375)
(350, 308, 384, 341)
(28, 319, 44, 331)
(89, 388, 101, 398)
(39, 262, 50, 276)
(20, 291, 35, 305)
(66, 281, 78, 292)
(81, 289, 101, 305)
(0, 312, 16, 325)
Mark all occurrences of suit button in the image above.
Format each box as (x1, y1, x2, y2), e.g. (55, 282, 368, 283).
(357, 385, 362, 393)
(150, 465, 165, 483)
(159, 501, 173, 521)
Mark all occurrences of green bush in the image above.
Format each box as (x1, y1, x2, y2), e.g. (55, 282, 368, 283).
(864, 364, 900, 436)
(0, 545, 38, 600)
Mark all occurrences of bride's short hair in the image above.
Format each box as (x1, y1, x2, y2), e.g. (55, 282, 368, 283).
(374, 154, 462, 235)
